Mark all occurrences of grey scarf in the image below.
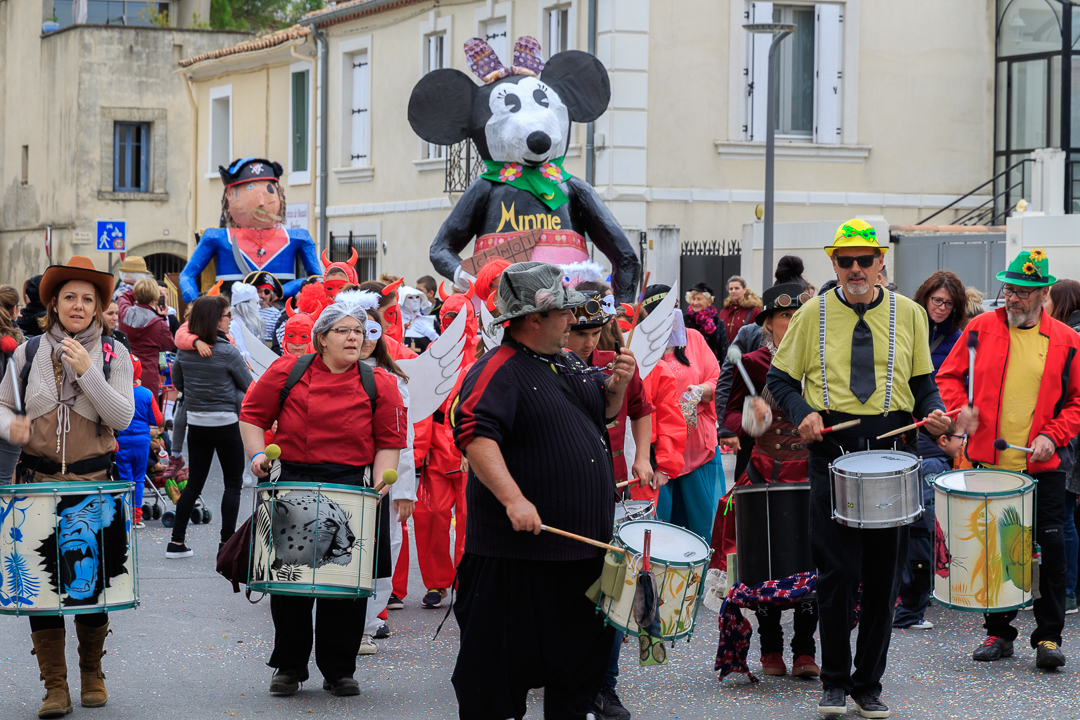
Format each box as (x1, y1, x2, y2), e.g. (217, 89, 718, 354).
(47, 322, 100, 407)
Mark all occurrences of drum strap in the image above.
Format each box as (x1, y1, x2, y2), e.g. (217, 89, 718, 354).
(819, 289, 896, 413)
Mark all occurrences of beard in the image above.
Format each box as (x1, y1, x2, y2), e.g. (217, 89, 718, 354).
(844, 277, 871, 296)
(1006, 304, 1041, 328)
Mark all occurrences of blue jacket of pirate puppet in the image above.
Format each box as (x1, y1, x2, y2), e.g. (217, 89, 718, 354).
(408, 36, 640, 303)
(179, 158, 322, 302)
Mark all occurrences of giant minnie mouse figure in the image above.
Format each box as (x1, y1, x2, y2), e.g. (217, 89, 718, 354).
(408, 36, 640, 303)
(179, 158, 323, 302)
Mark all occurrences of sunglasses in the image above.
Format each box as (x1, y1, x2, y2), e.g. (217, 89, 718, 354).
(834, 254, 878, 270)
(222, 312, 232, 318)
(774, 292, 811, 308)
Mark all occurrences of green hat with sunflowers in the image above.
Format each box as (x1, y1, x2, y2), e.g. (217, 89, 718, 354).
(996, 248, 1057, 287)
(825, 219, 888, 256)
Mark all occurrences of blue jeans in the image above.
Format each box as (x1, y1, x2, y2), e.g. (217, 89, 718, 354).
(116, 436, 150, 508)
(657, 451, 723, 544)
(603, 630, 622, 689)
(1065, 491, 1078, 598)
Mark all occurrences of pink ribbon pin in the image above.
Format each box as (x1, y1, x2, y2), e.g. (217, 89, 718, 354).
(103, 346, 117, 362)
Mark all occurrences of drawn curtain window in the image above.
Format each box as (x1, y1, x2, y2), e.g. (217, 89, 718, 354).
(114, 122, 149, 193)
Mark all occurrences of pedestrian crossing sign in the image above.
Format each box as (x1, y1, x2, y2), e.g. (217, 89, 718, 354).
(96, 220, 126, 252)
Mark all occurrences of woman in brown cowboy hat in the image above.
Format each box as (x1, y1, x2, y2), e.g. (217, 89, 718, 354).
(0, 256, 135, 718)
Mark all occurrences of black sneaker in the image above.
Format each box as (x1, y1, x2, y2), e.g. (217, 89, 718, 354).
(269, 669, 305, 696)
(816, 686, 847, 716)
(374, 622, 391, 639)
(166, 542, 193, 559)
(421, 588, 446, 608)
(594, 684, 631, 719)
(853, 692, 890, 718)
(972, 636, 1013, 662)
(386, 593, 404, 610)
(322, 677, 360, 696)
(1035, 640, 1066, 670)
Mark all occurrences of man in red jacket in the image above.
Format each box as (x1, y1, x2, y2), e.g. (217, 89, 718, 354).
(938, 249, 1080, 671)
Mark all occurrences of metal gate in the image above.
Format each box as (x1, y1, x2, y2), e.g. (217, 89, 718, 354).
(891, 233, 1006, 297)
(680, 239, 742, 293)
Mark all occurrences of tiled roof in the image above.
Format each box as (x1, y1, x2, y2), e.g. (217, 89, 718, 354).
(301, 0, 423, 28)
(179, 25, 310, 68)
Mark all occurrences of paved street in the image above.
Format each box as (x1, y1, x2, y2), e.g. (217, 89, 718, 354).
(2, 475, 1079, 720)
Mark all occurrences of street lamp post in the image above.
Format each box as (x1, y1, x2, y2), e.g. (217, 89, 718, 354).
(744, 22, 795, 291)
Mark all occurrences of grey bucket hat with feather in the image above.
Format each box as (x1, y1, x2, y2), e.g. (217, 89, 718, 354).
(488, 261, 587, 333)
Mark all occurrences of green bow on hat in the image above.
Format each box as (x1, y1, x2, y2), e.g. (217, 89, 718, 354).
(996, 248, 1057, 287)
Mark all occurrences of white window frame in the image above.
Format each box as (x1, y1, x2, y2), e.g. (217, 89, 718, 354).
(725, 0, 860, 148)
(289, 62, 314, 186)
(475, 0, 513, 66)
(206, 84, 232, 179)
(539, 2, 576, 56)
(337, 35, 374, 182)
(416, 13, 454, 169)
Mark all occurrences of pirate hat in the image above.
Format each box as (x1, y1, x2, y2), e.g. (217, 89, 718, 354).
(218, 158, 283, 188)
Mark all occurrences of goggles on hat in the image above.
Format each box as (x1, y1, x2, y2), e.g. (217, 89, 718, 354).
(834, 254, 878, 270)
(773, 291, 811, 308)
(572, 293, 610, 325)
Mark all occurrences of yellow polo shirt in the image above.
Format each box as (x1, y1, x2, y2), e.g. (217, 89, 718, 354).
(990, 324, 1048, 471)
(772, 288, 933, 414)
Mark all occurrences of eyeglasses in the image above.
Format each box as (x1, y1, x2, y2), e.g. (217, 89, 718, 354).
(834, 254, 879, 270)
(929, 297, 955, 310)
(329, 326, 364, 337)
(774, 292, 811, 308)
(222, 312, 232, 318)
(1001, 286, 1037, 300)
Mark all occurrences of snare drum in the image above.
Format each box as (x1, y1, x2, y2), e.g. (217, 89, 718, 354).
(933, 469, 1036, 613)
(829, 451, 922, 528)
(614, 500, 655, 527)
(248, 482, 379, 598)
(0, 482, 138, 615)
(595, 520, 712, 640)
(733, 483, 814, 586)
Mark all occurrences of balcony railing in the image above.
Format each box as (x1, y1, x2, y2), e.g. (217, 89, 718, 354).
(444, 140, 484, 194)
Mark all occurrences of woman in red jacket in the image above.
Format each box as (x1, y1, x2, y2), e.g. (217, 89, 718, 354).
(719, 275, 762, 343)
(240, 291, 407, 698)
(119, 277, 175, 400)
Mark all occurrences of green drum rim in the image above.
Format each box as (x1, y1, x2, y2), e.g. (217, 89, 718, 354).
(0, 600, 138, 616)
(594, 593, 698, 641)
(932, 595, 1032, 614)
(932, 469, 1037, 498)
(248, 581, 373, 599)
(255, 481, 380, 497)
(0, 481, 135, 496)
(613, 520, 711, 569)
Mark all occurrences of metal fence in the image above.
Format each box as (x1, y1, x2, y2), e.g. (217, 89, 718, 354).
(327, 231, 379, 282)
(444, 139, 484, 194)
(679, 239, 742, 291)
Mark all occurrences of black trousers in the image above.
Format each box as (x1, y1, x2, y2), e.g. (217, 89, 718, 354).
(173, 422, 245, 545)
(983, 469, 1067, 647)
(452, 553, 613, 720)
(29, 613, 108, 632)
(268, 594, 367, 682)
(756, 600, 818, 657)
(809, 453, 907, 697)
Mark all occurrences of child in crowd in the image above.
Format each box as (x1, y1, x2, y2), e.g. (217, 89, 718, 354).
(117, 355, 163, 528)
(894, 421, 964, 629)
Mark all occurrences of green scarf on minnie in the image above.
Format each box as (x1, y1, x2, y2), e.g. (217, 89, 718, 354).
(481, 157, 571, 211)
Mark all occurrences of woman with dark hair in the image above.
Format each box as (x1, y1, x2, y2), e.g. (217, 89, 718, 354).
(1049, 278, 1080, 616)
(684, 281, 728, 360)
(912, 270, 968, 375)
(168, 295, 252, 559)
(775, 255, 810, 289)
(643, 284, 722, 543)
(240, 290, 406, 697)
(17, 274, 46, 338)
(0, 285, 25, 483)
(0, 257, 134, 717)
(719, 275, 762, 343)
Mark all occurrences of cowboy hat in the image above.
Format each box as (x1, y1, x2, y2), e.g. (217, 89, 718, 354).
(117, 256, 150, 275)
(39, 256, 115, 307)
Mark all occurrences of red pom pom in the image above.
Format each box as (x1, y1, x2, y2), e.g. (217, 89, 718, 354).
(0, 335, 17, 355)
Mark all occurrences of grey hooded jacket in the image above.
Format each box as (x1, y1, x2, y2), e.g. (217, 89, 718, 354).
(173, 335, 252, 415)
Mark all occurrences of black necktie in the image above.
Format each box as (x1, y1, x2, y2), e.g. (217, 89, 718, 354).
(849, 303, 876, 403)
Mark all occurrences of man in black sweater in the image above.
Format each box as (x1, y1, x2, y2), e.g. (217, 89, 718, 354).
(451, 262, 636, 720)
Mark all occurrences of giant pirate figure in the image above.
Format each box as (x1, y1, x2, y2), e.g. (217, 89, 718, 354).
(180, 158, 322, 303)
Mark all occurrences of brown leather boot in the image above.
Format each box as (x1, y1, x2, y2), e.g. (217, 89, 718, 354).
(30, 629, 72, 718)
(75, 620, 110, 708)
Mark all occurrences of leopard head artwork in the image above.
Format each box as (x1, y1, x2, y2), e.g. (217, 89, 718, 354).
(268, 492, 356, 571)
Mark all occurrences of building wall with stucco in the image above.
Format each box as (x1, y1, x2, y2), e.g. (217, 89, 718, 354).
(0, 0, 247, 289)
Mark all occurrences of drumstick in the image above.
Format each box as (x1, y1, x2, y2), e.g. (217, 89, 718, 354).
(727, 346, 757, 397)
(622, 272, 650, 348)
(541, 525, 627, 554)
(994, 438, 1034, 454)
(373, 469, 399, 494)
(615, 477, 644, 489)
(875, 408, 962, 440)
(261, 444, 281, 471)
(820, 419, 861, 435)
(967, 334, 978, 406)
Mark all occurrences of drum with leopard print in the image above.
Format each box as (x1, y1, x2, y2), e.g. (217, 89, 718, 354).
(248, 482, 379, 598)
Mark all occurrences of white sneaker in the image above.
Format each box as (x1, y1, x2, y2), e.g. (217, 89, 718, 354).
(134, 520, 146, 529)
(908, 620, 934, 630)
(357, 634, 378, 655)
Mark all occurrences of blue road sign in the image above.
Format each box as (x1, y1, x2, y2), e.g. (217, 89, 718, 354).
(96, 220, 126, 252)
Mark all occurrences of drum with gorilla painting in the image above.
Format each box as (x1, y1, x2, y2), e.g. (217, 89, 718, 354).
(0, 482, 137, 615)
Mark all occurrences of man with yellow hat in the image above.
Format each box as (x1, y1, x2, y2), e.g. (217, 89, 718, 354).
(766, 219, 952, 718)
(937, 248, 1080, 671)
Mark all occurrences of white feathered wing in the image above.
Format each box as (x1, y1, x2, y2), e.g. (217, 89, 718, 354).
(397, 308, 470, 424)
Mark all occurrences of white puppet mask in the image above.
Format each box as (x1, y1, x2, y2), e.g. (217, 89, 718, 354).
(485, 77, 569, 166)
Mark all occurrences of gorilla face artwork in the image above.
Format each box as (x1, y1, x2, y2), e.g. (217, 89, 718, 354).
(36, 492, 130, 606)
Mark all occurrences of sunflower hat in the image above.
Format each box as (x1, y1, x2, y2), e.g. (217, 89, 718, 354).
(996, 248, 1057, 288)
